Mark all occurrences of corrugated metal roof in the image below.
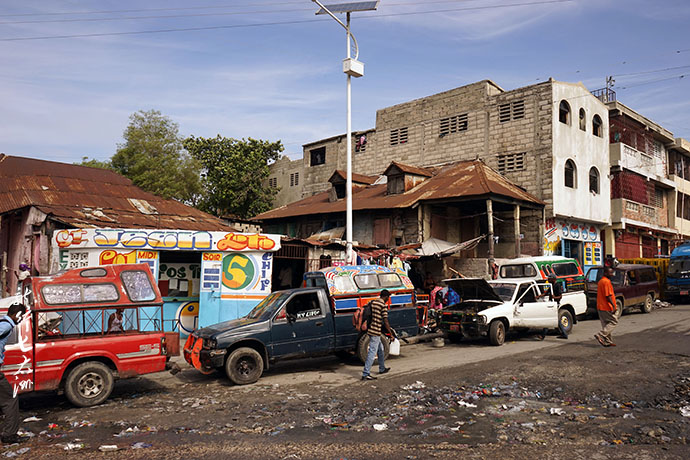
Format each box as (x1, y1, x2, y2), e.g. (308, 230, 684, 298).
(329, 170, 378, 185)
(0, 154, 234, 231)
(384, 161, 433, 177)
(254, 159, 543, 221)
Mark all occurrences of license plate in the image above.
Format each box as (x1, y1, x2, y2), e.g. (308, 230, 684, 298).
(681, 291, 688, 296)
(450, 325, 460, 332)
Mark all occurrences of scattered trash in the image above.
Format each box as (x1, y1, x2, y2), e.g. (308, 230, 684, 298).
(63, 443, 85, 451)
(373, 424, 388, 431)
(98, 445, 119, 452)
(131, 442, 152, 449)
(549, 408, 565, 416)
(21, 417, 41, 423)
(47, 423, 59, 430)
(623, 413, 635, 419)
(402, 381, 426, 390)
(680, 405, 690, 417)
(3, 448, 29, 458)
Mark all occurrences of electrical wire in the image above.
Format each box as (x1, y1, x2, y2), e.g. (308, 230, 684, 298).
(612, 65, 690, 78)
(0, 0, 575, 42)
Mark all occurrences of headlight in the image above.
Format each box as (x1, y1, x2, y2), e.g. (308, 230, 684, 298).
(667, 285, 678, 290)
(477, 315, 487, 324)
(203, 338, 217, 349)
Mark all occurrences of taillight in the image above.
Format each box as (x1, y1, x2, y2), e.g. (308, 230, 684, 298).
(160, 336, 167, 355)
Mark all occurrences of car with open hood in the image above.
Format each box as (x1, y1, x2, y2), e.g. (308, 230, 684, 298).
(439, 278, 560, 346)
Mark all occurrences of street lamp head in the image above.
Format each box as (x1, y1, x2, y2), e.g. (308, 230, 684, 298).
(314, 1, 379, 15)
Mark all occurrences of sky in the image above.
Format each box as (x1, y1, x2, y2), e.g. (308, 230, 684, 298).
(2, 0, 689, 164)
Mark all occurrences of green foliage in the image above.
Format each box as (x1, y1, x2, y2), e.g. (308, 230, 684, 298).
(78, 157, 113, 170)
(111, 110, 201, 203)
(184, 135, 283, 219)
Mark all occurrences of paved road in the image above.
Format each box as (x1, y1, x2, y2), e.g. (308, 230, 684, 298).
(167, 303, 690, 388)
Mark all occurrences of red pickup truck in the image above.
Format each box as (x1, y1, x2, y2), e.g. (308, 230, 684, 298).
(2, 263, 178, 407)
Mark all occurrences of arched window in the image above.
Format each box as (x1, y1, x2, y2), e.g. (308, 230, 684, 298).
(565, 159, 577, 188)
(592, 114, 603, 137)
(559, 100, 571, 125)
(579, 108, 586, 131)
(589, 167, 599, 194)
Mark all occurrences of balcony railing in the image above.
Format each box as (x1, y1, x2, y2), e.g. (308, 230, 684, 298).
(591, 87, 616, 103)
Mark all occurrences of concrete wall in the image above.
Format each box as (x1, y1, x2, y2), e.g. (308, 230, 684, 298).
(551, 82, 611, 225)
(267, 156, 305, 208)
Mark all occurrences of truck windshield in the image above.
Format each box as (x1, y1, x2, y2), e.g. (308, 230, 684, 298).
(246, 292, 290, 320)
(487, 283, 516, 302)
(669, 259, 690, 275)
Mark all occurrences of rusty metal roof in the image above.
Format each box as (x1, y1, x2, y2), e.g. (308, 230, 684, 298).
(0, 154, 234, 231)
(384, 161, 433, 177)
(328, 170, 378, 185)
(255, 159, 543, 221)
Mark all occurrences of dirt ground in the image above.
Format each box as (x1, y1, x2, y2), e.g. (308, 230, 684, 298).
(6, 314, 690, 460)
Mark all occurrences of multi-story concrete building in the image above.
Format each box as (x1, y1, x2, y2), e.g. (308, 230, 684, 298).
(268, 79, 611, 271)
(666, 138, 690, 244)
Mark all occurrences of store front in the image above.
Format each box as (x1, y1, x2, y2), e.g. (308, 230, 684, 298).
(544, 218, 603, 272)
(52, 228, 281, 334)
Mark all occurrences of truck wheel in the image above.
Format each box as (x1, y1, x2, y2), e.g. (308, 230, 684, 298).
(614, 299, 624, 319)
(489, 320, 505, 346)
(225, 348, 263, 385)
(641, 294, 653, 313)
(558, 309, 574, 335)
(356, 334, 390, 364)
(64, 362, 114, 407)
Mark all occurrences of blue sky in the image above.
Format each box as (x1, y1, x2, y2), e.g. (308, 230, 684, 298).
(2, 0, 689, 164)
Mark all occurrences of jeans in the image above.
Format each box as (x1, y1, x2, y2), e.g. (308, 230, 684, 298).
(362, 335, 386, 377)
(0, 373, 19, 438)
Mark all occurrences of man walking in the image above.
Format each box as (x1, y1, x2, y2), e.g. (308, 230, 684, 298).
(595, 267, 618, 347)
(362, 290, 395, 381)
(0, 303, 27, 444)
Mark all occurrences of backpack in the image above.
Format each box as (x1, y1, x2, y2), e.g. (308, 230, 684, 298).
(352, 300, 373, 332)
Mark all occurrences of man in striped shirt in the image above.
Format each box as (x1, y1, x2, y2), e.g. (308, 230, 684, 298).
(362, 289, 396, 381)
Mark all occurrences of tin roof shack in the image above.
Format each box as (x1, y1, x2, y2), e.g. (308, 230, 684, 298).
(255, 159, 545, 277)
(0, 154, 283, 332)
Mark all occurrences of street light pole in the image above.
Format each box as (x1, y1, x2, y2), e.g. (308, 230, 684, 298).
(313, 1, 378, 265)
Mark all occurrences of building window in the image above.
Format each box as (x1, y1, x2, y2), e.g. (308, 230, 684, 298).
(310, 147, 326, 166)
(355, 134, 367, 152)
(589, 167, 599, 194)
(559, 100, 571, 125)
(579, 108, 586, 131)
(268, 177, 277, 188)
(498, 100, 525, 123)
(497, 152, 525, 174)
(439, 113, 468, 136)
(652, 187, 663, 208)
(592, 115, 603, 137)
(390, 127, 408, 146)
(565, 159, 577, 188)
(289, 172, 299, 187)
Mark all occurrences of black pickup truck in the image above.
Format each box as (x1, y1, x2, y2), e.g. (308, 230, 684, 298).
(183, 285, 418, 385)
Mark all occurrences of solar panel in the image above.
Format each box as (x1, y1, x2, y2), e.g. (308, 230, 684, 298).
(316, 1, 379, 14)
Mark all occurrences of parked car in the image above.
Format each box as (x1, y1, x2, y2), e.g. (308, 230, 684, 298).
(184, 265, 419, 385)
(438, 278, 562, 346)
(4, 264, 178, 407)
(584, 264, 660, 317)
(497, 256, 585, 293)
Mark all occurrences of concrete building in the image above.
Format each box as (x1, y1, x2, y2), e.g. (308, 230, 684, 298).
(668, 137, 690, 243)
(268, 79, 611, 271)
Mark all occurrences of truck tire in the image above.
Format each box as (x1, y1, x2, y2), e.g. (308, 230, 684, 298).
(641, 294, 653, 314)
(614, 298, 624, 319)
(64, 362, 115, 407)
(225, 347, 263, 385)
(558, 309, 574, 335)
(489, 320, 505, 346)
(356, 334, 390, 364)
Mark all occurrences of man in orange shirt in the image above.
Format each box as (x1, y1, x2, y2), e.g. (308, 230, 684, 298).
(595, 267, 618, 347)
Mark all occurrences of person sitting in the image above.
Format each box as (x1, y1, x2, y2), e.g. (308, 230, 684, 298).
(107, 309, 124, 333)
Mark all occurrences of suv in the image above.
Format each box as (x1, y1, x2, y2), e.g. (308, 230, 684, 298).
(584, 264, 659, 317)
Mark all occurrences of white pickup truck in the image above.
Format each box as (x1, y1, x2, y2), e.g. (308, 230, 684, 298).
(439, 278, 587, 346)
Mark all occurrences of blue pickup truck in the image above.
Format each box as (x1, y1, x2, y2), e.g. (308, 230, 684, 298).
(183, 265, 419, 384)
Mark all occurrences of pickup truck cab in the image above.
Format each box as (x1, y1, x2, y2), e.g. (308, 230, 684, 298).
(184, 265, 418, 385)
(439, 278, 560, 345)
(3, 264, 177, 407)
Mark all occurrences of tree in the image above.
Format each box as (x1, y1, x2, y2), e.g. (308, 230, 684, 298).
(111, 110, 201, 203)
(78, 157, 113, 170)
(184, 135, 283, 219)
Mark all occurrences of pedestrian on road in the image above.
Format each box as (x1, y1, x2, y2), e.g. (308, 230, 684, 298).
(0, 303, 27, 444)
(595, 267, 618, 347)
(362, 289, 395, 381)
